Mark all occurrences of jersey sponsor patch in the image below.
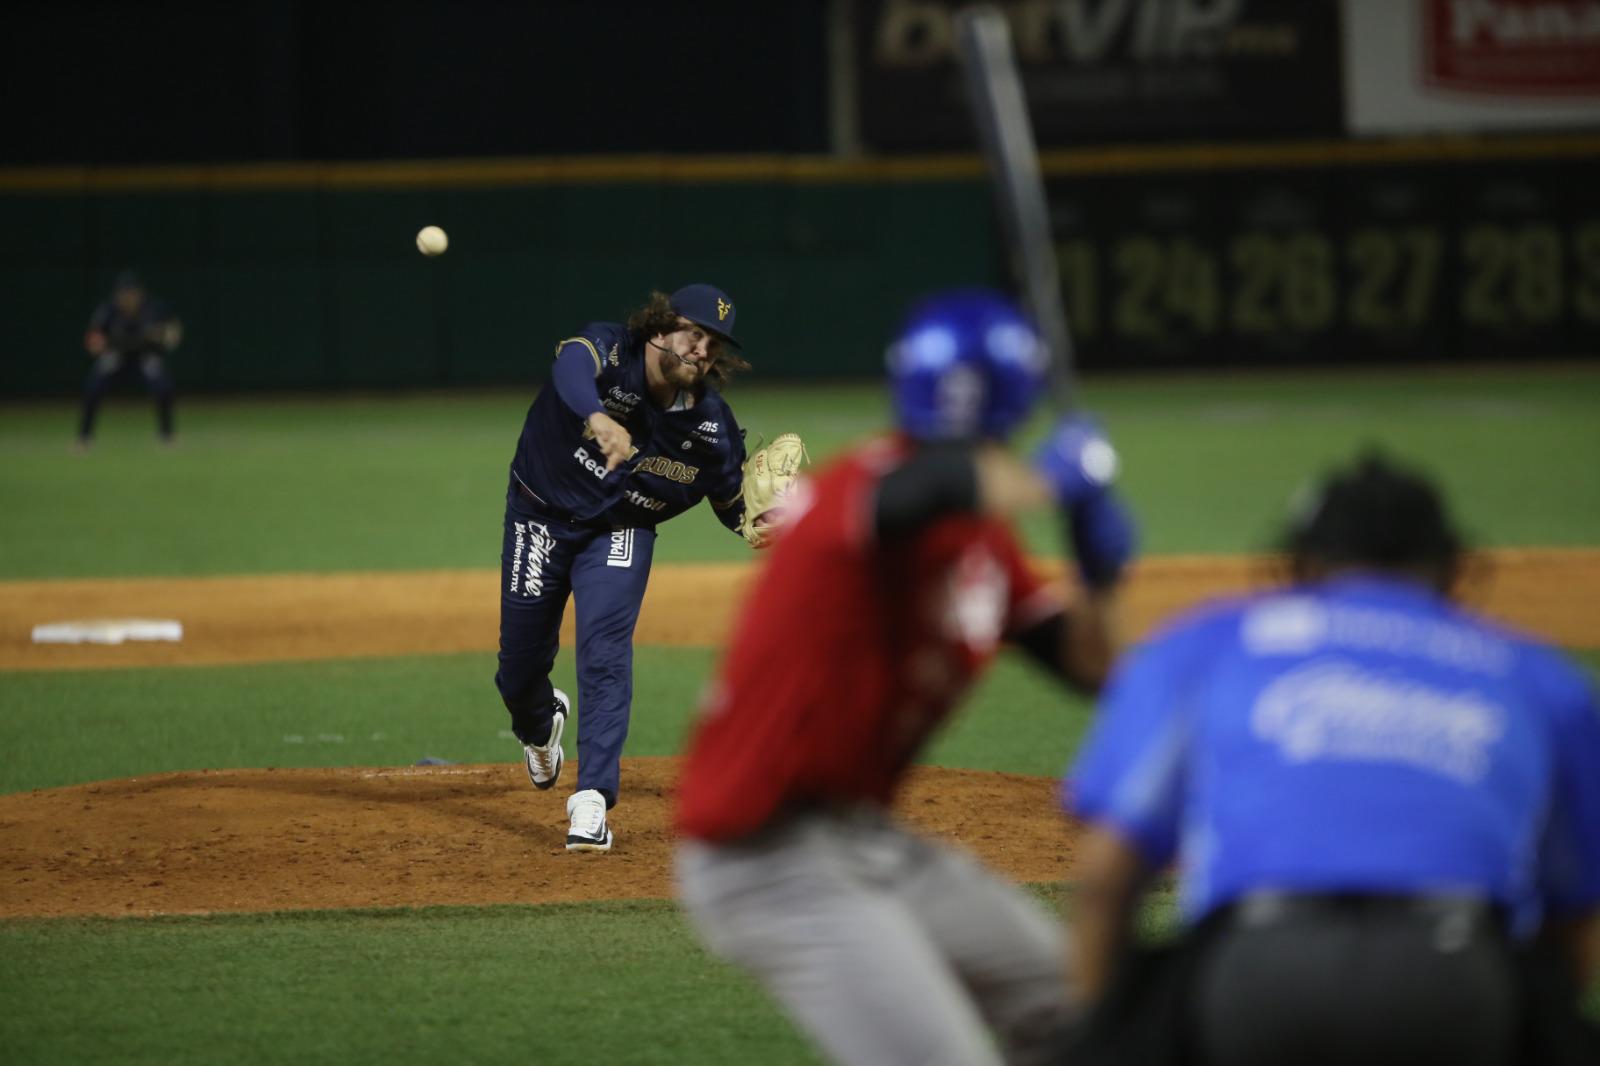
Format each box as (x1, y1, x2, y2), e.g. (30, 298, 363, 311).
(1250, 658, 1506, 784)
(510, 520, 557, 598)
(1242, 598, 1513, 675)
(605, 386, 642, 414)
(573, 446, 608, 479)
(606, 529, 635, 568)
(623, 489, 667, 512)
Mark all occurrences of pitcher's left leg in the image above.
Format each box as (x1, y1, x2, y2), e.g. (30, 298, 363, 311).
(569, 527, 655, 807)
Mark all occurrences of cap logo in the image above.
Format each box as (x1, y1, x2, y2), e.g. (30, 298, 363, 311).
(717, 298, 732, 321)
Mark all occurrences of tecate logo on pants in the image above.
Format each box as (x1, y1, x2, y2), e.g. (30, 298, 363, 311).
(511, 520, 556, 597)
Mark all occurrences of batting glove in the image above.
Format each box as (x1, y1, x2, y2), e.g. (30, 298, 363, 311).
(1033, 415, 1137, 589)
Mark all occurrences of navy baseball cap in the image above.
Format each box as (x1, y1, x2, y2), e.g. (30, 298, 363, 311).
(669, 284, 740, 349)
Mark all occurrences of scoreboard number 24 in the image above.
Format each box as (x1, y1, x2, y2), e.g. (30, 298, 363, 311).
(1055, 221, 1600, 344)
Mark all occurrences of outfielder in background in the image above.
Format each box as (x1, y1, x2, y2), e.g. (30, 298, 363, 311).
(75, 271, 182, 450)
(498, 284, 801, 853)
(1066, 454, 1600, 1066)
(675, 289, 1138, 1066)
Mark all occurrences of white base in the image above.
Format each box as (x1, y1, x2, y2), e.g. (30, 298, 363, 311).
(32, 619, 184, 645)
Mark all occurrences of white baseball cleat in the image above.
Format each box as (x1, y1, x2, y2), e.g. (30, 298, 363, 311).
(521, 689, 569, 790)
(565, 789, 613, 852)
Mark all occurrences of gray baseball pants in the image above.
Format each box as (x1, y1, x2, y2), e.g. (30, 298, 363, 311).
(677, 808, 1076, 1066)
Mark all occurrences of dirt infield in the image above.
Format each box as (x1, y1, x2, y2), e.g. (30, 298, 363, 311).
(3, 549, 1596, 919)
(5, 549, 1598, 672)
(0, 759, 1070, 918)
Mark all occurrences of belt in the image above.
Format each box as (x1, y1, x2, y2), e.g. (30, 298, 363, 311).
(512, 478, 617, 531)
(1222, 891, 1501, 932)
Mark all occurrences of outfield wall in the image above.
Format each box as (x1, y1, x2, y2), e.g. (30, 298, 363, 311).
(4, 135, 1597, 396)
(0, 171, 994, 396)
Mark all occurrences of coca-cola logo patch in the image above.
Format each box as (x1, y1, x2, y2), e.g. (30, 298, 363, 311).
(1422, 0, 1600, 95)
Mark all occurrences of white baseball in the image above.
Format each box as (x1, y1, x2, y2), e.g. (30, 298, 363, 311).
(415, 225, 449, 256)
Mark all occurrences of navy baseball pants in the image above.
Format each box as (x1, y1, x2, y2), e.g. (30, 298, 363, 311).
(78, 349, 176, 441)
(495, 491, 655, 808)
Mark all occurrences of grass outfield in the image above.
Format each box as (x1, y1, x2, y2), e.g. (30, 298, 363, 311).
(5, 368, 1599, 1063)
(2, 367, 1597, 578)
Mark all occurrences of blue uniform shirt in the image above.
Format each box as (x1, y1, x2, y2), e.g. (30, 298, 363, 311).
(88, 298, 177, 353)
(511, 321, 747, 530)
(1068, 575, 1600, 936)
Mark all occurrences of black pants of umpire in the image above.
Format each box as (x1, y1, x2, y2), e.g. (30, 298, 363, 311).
(1190, 895, 1516, 1066)
(78, 349, 175, 441)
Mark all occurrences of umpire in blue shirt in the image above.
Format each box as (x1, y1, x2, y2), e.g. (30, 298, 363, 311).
(1065, 453, 1600, 1065)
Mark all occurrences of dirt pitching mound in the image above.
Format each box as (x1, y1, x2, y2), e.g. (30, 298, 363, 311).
(0, 758, 1075, 918)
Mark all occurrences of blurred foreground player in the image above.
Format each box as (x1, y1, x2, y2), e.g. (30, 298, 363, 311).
(499, 284, 801, 852)
(76, 271, 181, 448)
(1066, 453, 1600, 1066)
(676, 289, 1138, 1066)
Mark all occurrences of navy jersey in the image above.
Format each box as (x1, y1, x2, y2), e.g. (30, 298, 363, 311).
(511, 321, 747, 529)
(1068, 575, 1600, 937)
(88, 298, 178, 353)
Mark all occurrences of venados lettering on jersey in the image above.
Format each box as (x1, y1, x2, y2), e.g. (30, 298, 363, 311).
(623, 488, 667, 512)
(573, 446, 608, 479)
(635, 455, 700, 484)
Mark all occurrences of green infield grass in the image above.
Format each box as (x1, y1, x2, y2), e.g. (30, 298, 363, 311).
(0, 649, 1091, 795)
(0, 901, 824, 1066)
(2, 889, 1591, 1066)
(2, 366, 1596, 579)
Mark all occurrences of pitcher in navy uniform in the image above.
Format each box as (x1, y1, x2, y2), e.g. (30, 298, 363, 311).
(498, 284, 752, 852)
(1065, 453, 1600, 1066)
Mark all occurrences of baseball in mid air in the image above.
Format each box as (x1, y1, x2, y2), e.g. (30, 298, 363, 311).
(416, 225, 449, 256)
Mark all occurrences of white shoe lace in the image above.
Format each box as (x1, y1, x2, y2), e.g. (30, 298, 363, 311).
(525, 740, 557, 778)
(569, 793, 606, 838)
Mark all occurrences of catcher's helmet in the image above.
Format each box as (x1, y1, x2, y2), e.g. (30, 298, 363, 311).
(887, 288, 1046, 440)
(1284, 450, 1463, 590)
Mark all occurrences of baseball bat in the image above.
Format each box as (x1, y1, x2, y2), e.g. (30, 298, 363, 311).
(955, 5, 1077, 412)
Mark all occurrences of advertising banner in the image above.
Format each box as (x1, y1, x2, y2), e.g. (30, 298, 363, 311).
(855, 0, 1343, 150)
(1344, 0, 1600, 133)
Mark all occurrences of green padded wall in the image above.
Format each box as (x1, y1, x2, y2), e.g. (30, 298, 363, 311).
(2, 181, 996, 397)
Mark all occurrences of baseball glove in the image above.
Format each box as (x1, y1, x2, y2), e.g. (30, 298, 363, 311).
(738, 432, 809, 548)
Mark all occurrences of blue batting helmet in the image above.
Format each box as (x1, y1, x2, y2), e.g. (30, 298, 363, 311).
(886, 289, 1047, 440)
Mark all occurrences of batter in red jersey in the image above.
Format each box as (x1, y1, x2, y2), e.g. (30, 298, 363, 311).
(676, 289, 1138, 1066)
